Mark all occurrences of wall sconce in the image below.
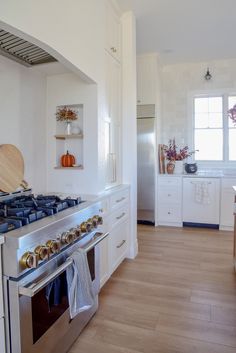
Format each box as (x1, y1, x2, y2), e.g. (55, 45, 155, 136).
(204, 68, 212, 81)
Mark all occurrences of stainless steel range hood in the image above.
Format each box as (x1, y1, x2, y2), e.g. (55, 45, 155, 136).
(0, 28, 57, 67)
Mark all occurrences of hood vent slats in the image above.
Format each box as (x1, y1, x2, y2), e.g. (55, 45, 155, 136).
(0, 29, 57, 67)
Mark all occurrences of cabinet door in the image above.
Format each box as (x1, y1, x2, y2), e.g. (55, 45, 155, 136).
(105, 2, 121, 61)
(183, 178, 220, 224)
(105, 52, 121, 186)
(220, 179, 236, 228)
(137, 56, 157, 105)
(109, 220, 128, 273)
(99, 236, 110, 288)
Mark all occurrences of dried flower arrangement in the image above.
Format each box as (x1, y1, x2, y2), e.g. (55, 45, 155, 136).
(56, 106, 78, 122)
(164, 139, 197, 161)
(228, 104, 236, 125)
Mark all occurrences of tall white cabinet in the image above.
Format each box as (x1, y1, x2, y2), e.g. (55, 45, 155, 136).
(104, 1, 122, 187)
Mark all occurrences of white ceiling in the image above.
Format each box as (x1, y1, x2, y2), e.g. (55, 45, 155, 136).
(117, 0, 236, 64)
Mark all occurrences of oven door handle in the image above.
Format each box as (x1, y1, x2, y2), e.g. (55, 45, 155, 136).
(19, 231, 109, 298)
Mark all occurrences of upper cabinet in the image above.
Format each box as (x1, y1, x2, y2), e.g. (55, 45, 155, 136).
(137, 55, 160, 105)
(105, 1, 121, 62)
(104, 51, 121, 186)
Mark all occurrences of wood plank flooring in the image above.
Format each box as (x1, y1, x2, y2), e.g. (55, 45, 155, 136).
(69, 225, 236, 353)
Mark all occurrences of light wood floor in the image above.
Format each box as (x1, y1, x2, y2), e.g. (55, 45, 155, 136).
(69, 225, 236, 353)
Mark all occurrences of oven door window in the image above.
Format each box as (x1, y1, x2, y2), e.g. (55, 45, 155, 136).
(32, 271, 69, 343)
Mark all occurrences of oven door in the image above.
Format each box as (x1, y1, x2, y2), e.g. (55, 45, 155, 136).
(6, 231, 108, 353)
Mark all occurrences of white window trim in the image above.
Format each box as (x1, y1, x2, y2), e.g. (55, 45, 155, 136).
(188, 89, 236, 168)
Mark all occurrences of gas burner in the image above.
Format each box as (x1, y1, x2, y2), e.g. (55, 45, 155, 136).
(0, 193, 83, 233)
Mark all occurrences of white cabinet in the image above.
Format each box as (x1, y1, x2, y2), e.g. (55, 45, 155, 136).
(99, 187, 130, 287)
(105, 1, 121, 62)
(183, 177, 220, 225)
(137, 55, 158, 105)
(220, 178, 236, 230)
(0, 236, 5, 353)
(104, 51, 121, 186)
(157, 176, 182, 226)
(108, 187, 129, 273)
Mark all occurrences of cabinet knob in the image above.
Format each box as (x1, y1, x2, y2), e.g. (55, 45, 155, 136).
(168, 212, 171, 215)
(111, 47, 117, 53)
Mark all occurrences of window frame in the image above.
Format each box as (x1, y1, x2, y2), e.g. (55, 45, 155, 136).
(189, 90, 236, 166)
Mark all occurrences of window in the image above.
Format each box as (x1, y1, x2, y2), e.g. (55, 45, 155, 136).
(193, 95, 236, 162)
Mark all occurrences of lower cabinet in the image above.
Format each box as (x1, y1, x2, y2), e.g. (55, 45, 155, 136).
(99, 186, 130, 288)
(157, 176, 182, 226)
(99, 235, 110, 288)
(183, 177, 220, 225)
(109, 219, 129, 273)
(0, 237, 5, 353)
(220, 178, 236, 230)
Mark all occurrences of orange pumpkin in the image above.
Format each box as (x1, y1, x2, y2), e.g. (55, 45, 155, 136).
(61, 151, 76, 167)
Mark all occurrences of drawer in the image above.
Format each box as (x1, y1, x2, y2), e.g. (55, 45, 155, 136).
(110, 221, 128, 272)
(158, 176, 182, 187)
(110, 204, 129, 229)
(158, 204, 182, 223)
(158, 186, 182, 204)
(110, 188, 129, 210)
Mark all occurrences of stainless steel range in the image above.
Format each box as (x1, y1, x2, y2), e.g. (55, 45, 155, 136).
(1, 189, 107, 353)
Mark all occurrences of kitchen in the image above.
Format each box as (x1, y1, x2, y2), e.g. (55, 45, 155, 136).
(0, 0, 236, 353)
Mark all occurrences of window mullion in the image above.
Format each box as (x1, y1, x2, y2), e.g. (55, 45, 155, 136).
(223, 94, 228, 162)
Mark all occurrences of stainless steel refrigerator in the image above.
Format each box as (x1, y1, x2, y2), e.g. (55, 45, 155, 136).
(137, 115, 155, 225)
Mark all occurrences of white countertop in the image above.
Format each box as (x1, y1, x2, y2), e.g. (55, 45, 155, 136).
(159, 172, 236, 178)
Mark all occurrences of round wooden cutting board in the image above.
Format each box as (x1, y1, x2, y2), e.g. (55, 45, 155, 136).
(0, 144, 25, 193)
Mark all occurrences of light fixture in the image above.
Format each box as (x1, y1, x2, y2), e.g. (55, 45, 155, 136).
(204, 67, 212, 81)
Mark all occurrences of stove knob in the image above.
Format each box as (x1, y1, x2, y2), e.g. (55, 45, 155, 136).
(61, 231, 75, 244)
(94, 215, 103, 225)
(72, 226, 81, 237)
(34, 245, 49, 261)
(80, 222, 91, 233)
(46, 239, 61, 254)
(88, 218, 97, 228)
(20, 251, 38, 269)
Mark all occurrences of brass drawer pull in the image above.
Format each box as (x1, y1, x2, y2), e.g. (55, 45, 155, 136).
(116, 240, 126, 249)
(116, 212, 125, 220)
(116, 197, 125, 203)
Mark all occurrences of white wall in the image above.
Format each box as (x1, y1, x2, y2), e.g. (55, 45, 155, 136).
(0, 55, 47, 192)
(162, 58, 236, 147)
(46, 73, 99, 194)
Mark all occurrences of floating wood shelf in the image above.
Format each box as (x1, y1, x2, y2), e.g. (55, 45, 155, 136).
(54, 134, 83, 140)
(54, 166, 84, 170)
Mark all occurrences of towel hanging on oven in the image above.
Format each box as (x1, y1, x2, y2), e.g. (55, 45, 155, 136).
(66, 248, 95, 319)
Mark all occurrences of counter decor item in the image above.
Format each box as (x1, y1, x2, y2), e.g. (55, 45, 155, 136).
(185, 162, 198, 174)
(56, 106, 78, 135)
(61, 150, 76, 167)
(163, 139, 197, 174)
(166, 161, 175, 174)
(158, 144, 166, 174)
(228, 104, 236, 125)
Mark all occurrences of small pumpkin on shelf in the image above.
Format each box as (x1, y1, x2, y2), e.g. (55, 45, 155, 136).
(61, 151, 76, 167)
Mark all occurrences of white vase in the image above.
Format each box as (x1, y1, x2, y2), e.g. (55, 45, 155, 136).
(174, 160, 183, 174)
(65, 121, 71, 135)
